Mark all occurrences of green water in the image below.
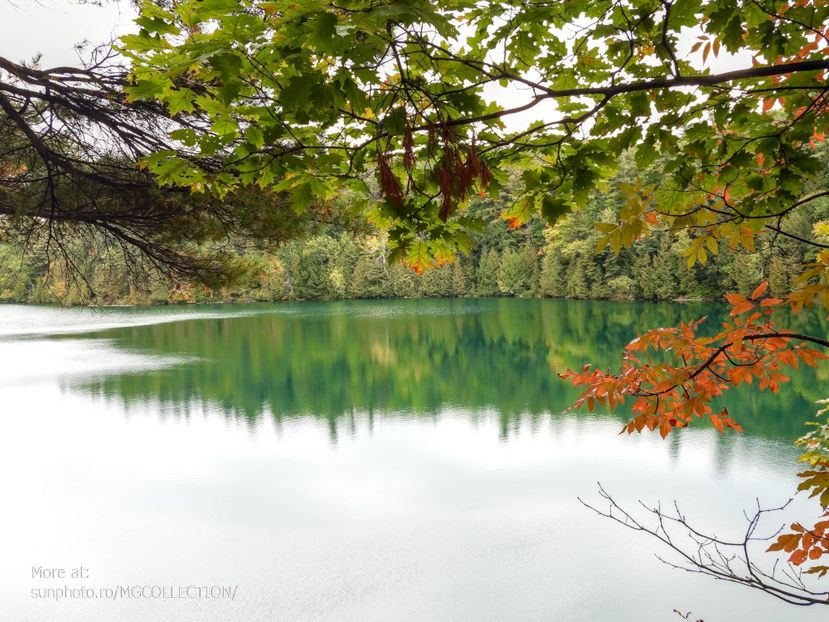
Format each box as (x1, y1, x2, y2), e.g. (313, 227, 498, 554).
(1, 298, 826, 621)
(78, 298, 826, 440)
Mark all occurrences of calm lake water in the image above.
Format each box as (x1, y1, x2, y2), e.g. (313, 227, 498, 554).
(1, 298, 827, 621)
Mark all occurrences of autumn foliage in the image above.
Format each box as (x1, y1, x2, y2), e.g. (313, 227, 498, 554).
(562, 280, 829, 574)
(561, 281, 827, 438)
(769, 513, 829, 575)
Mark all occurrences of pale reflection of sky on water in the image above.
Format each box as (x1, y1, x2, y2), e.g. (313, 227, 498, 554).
(0, 301, 825, 622)
(0, 303, 275, 338)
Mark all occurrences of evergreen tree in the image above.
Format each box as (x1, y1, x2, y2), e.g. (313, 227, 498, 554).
(420, 263, 454, 297)
(389, 262, 417, 298)
(294, 235, 339, 300)
(451, 262, 469, 297)
(498, 246, 537, 297)
(475, 249, 501, 296)
(351, 255, 390, 298)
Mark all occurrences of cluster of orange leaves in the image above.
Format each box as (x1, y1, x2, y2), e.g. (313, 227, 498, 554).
(563, 281, 829, 571)
(767, 431, 829, 572)
(403, 259, 427, 276)
(768, 512, 829, 575)
(403, 253, 454, 275)
(561, 281, 827, 439)
(505, 216, 523, 230)
(563, 281, 829, 570)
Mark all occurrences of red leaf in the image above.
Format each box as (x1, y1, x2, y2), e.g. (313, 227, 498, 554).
(790, 549, 808, 565)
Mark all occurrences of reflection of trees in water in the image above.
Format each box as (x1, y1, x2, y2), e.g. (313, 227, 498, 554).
(73, 299, 827, 442)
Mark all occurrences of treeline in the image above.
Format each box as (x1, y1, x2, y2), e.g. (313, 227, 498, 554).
(1, 153, 827, 306)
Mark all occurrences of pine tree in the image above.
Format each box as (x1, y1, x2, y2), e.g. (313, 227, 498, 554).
(475, 249, 501, 296)
(351, 255, 390, 298)
(420, 263, 454, 297)
(498, 247, 536, 297)
(451, 261, 468, 297)
(540, 249, 565, 297)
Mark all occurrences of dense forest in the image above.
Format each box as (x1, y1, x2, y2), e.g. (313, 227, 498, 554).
(2, 151, 827, 306)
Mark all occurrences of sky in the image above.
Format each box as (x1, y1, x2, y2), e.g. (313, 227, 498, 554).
(2, 0, 135, 67)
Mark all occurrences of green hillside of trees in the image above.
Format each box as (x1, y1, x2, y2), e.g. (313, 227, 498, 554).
(2, 152, 827, 306)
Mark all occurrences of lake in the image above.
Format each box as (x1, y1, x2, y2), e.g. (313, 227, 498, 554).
(1, 298, 826, 621)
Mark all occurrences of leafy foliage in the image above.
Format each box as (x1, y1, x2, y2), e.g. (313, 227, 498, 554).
(562, 282, 828, 438)
(121, 0, 829, 270)
(4, 151, 828, 305)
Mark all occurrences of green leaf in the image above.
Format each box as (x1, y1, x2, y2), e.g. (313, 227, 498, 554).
(541, 196, 570, 226)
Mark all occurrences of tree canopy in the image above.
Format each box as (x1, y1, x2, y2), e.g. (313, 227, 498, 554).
(121, 0, 829, 272)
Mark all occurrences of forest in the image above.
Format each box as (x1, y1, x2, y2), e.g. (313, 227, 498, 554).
(3, 150, 827, 305)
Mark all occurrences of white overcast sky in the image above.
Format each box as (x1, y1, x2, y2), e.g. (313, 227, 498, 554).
(2, 0, 135, 67)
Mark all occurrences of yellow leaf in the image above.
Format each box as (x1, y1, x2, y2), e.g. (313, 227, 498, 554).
(705, 236, 718, 254)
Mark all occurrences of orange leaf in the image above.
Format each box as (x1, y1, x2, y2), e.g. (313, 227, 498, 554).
(730, 302, 755, 315)
(790, 549, 808, 565)
(750, 281, 769, 300)
(724, 292, 747, 306)
(759, 298, 783, 307)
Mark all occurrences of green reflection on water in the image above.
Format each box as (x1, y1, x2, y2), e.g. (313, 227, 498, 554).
(73, 298, 827, 442)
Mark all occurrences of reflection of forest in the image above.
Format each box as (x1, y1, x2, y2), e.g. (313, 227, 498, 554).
(73, 299, 828, 441)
